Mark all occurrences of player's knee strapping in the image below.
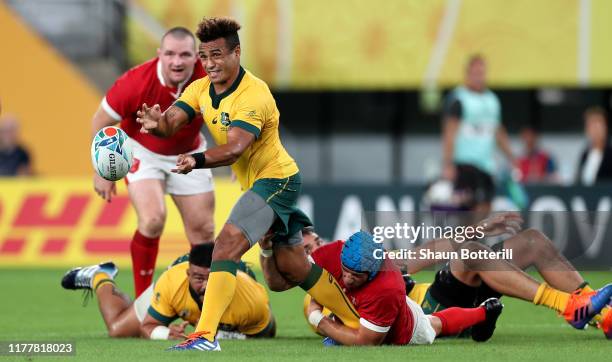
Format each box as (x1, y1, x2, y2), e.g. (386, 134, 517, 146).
(299, 263, 360, 329)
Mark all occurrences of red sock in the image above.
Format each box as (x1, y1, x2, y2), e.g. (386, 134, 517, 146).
(130, 230, 159, 297)
(432, 306, 486, 336)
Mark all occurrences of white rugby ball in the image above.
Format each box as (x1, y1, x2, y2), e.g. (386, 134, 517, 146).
(91, 126, 133, 181)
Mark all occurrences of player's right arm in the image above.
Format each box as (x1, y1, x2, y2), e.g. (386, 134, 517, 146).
(91, 105, 120, 202)
(136, 77, 203, 137)
(139, 272, 186, 340)
(136, 103, 190, 138)
(258, 231, 296, 291)
(309, 299, 387, 346)
(141, 314, 189, 340)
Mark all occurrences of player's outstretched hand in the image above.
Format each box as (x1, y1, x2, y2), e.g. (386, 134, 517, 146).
(93, 173, 116, 202)
(168, 321, 189, 340)
(171, 154, 196, 174)
(478, 211, 524, 237)
(136, 103, 162, 134)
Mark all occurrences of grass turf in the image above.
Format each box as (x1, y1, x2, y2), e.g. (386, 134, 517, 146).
(0, 269, 611, 361)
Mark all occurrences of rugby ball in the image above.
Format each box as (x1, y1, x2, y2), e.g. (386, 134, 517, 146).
(91, 126, 133, 181)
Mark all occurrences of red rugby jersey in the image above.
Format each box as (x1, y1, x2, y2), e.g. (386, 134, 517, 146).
(102, 57, 206, 155)
(311, 241, 414, 345)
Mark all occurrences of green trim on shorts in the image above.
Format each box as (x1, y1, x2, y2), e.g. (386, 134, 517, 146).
(211, 260, 239, 275)
(175, 100, 196, 121)
(147, 306, 177, 325)
(299, 263, 323, 291)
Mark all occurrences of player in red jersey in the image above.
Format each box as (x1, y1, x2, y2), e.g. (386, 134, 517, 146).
(303, 231, 502, 346)
(91, 27, 215, 297)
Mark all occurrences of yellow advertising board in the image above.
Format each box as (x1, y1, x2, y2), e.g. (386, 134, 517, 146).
(131, 0, 612, 88)
(0, 177, 261, 268)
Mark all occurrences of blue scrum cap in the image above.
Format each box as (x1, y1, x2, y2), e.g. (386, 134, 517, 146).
(340, 231, 383, 281)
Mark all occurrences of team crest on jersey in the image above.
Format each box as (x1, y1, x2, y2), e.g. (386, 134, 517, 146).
(220, 112, 231, 126)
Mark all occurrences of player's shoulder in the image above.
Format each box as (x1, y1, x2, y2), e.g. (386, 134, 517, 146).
(118, 57, 158, 82)
(484, 89, 501, 103)
(313, 240, 344, 256)
(243, 69, 270, 88)
(235, 270, 257, 286)
(190, 73, 211, 87)
(241, 69, 274, 100)
(157, 261, 188, 289)
(185, 76, 210, 94)
(311, 240, 344, 266)
(366, 264, 405, 297)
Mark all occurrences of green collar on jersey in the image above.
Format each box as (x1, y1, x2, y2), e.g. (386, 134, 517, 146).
(209, 66, 246, 109)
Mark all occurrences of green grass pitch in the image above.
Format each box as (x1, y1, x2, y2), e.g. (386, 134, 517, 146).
(1, 268, 611, 361)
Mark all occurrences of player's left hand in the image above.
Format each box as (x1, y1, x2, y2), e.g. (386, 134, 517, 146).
(477, 211, 524, 237)
(136, 103, 162, 134)
(168, 321, 189, 340)
(307, 299, 324, 316)
(171, 154, 196, 174)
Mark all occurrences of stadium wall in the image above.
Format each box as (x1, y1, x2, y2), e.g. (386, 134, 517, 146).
(0, 2, 100, 177)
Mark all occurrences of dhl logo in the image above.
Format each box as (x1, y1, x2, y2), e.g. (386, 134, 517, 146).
(0, 178, 257, 268)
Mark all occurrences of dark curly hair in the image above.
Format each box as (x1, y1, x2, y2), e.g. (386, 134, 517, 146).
(196, 17, 241, 50)
(189, 243, 214, 268)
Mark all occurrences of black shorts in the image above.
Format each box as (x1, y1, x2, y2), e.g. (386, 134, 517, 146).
(422, 263, 479, 314)
(455, 163, 495, 205)
(421, 241, 505, 313)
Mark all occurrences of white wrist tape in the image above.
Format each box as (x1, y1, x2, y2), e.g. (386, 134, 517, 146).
(308, 310, 324, 328)
(150, 325, 170, 340)
(260, 248, 274, 257)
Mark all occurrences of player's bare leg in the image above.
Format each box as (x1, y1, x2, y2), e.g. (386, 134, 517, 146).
(274, 242, 360, 329)
(61, 262, 140, 337)
(95, 284, 141, 338)
(449, 254, 541, 301)
(501, 229, 609, 324)
(273, 244, 312, 284)
(451, 242, 612, 329)
(128, 179, 167, 238)
(404, 238, 455, 274)
(127, 179, 166, 296)
(503, 228, 584, 292)
(171, 191, 215, 245)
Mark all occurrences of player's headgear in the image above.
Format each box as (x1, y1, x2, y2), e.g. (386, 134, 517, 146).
(341, 231, 383, 281)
